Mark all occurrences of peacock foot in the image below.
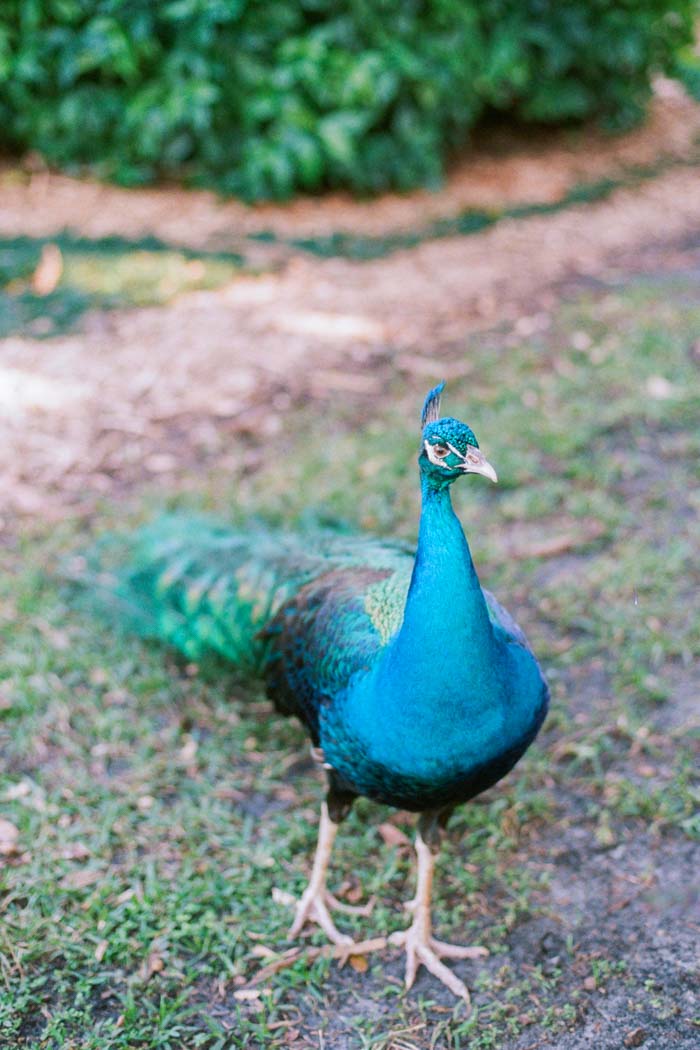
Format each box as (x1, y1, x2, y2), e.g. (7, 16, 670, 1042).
(272, 884, 355, 947)
(389, 912, 488, 1003)
(288, 885, 355, 947)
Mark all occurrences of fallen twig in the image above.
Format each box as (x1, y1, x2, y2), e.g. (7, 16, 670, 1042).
(247, 936, 388, 986)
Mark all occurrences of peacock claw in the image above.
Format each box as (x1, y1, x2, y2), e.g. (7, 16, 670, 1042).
(288, 887, 354, 947)
(389, 917, 488, 1003)
(325, 891, 375, 918)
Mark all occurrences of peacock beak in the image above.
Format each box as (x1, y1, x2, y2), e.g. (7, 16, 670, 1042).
(463, 448, 498, 483)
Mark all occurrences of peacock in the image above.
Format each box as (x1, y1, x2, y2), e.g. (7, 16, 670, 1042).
(93, 384, 549, 1002)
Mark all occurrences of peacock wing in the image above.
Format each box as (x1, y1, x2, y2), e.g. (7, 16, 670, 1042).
(483, 587, 550, 707)
(261, 562, 412, 743)
(482, 588, 531, 649)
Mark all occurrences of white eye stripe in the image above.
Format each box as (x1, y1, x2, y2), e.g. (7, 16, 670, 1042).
(445, 441, 467, 462)
(424, 440, 451, 467)
(424, 439, 480, 470)
(424, 439, 466, 468)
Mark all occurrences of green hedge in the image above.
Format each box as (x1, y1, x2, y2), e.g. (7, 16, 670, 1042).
(0, 1, 696, 200)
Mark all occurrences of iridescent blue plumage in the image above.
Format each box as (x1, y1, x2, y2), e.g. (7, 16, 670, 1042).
(93, 386, 548, 1000)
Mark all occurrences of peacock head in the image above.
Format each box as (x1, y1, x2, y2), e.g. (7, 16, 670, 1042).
(419, 383, 497, 485)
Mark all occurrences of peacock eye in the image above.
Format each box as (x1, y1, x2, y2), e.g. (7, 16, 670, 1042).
(432, 445, 449, 458)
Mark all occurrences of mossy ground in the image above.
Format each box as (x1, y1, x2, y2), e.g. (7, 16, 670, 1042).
(0, 227, 698, 1048)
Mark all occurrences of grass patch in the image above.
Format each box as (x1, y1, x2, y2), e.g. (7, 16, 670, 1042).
(0, 234, 244, 338)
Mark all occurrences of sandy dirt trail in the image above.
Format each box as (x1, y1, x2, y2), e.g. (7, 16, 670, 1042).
(1, 88, 699, 521)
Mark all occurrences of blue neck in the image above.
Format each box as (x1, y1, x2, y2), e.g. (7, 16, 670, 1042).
(322, 469, 545, 794)
(379, 472, 496, 706)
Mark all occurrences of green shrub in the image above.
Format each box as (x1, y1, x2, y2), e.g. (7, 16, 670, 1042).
(0, 1, 696, 200)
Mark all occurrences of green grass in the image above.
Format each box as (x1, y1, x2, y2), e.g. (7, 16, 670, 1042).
(1, 277, 698, 1047)
(0, 234, 243, 338)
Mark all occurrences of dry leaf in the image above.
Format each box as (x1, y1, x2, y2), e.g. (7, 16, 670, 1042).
(505, 517, 606, 560)
(60, 868, 102, 890)
(378, 822, 411, 849)
(249, 945, 277, 960)
(145, 453, 177, 473)
(349, 954, 368, 973)
(61, 842, 91, 860)
(271, 887, 296, 908)
(139, 952, 165, 981)
(624, 1028, 648, 1048)
(646, 375, 674, 400)
(95, 939, 108, 962)
(234, 988, 262, 1002)
(0, 818, 19, 855)
(178, 737, 198, 763)
(32, 244, 63, 295)
(636, 763, 656, 778)
(35, 620, 71, 651)
(335, 879, 364, 905)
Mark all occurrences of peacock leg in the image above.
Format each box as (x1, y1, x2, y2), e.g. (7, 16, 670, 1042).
(389, 825, 488, 1004)
(287, 801, 356, 947)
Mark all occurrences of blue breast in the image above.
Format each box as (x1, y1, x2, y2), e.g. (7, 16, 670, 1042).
(319, 627, 548, 812)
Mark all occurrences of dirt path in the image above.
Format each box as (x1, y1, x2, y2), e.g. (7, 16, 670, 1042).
(2, 157, 700, 524)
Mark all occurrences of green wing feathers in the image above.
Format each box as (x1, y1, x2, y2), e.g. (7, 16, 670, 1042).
(82, 516, 414, 685)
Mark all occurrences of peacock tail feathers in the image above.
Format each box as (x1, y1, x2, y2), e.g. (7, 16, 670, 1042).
(79, 515, 414, 678)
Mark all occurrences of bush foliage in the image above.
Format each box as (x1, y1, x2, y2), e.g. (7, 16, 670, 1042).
(0, 1, 696, 200)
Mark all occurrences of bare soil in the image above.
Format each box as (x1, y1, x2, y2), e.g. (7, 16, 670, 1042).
(279, 831, 699, 1049)
(2, 148, 700, 525)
